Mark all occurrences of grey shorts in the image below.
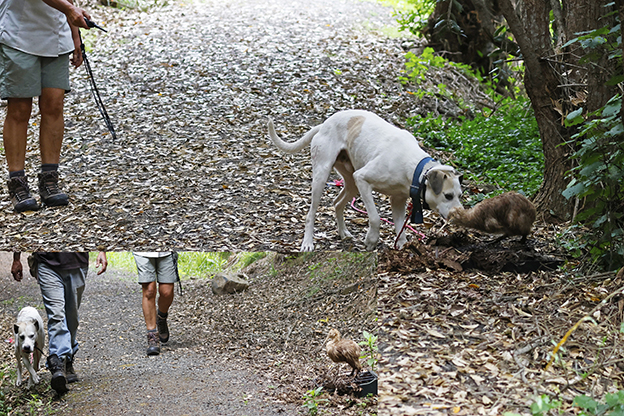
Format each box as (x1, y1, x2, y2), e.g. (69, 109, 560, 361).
(134, 254, 179, 284)
(0, 44, 71, 99)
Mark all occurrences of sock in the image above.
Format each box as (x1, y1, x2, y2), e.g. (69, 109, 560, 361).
(9, 169, 25, 178)
(157, 310, 168, 319)
(147, 328, 157, 333)
(41, 163, 59, 172)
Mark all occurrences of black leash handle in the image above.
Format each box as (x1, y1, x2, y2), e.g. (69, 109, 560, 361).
(78, 28, 117, 141)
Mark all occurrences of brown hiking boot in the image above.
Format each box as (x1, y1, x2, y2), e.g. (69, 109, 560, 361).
(38, 171, 68, 207)
(7, 176, 39, 212)
(146, 330, 160, 356)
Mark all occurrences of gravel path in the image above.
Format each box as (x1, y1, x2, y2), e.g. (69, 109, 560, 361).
(0, 252, 296, 415)
(0, 252, 378, 415)
(0, 0, 416, 252)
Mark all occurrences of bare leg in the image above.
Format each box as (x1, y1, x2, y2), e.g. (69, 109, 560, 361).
(38, 88, 65, 165)
(141, 282, 157, 331)
(157, 283, 174, 314)
(3, 98, 33, 172)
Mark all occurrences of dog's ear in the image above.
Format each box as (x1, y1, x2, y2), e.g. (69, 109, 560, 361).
(14, 324, 19, 335)
(426, 170, 446, 195)
(33, 320, 39, 332)
(458, 174, 464, 184)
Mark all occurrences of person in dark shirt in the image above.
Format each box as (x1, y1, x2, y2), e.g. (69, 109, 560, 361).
(11, 251, 107, 394)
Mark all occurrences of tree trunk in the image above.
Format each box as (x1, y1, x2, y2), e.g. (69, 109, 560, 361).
(498, 0, 617, 221)
(499, 0, 575, 220)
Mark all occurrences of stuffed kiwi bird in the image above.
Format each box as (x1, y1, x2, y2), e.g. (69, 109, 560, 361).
(325, 328, 362, 376)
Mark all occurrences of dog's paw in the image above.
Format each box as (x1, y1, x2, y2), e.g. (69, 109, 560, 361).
(364, 237, 379, 251)
(339, 229, 353, 240)
(300, 242, 315, 252)
(395, 237, 408, 249)
(15, 379, 22, 387)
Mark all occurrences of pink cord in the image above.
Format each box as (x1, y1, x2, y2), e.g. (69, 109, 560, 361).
(349, 198, 426, 244)
(327, 180, 426, 246)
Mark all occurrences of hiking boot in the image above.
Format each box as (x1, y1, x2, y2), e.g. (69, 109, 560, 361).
(47, 354, 68, 394)
(146, 330, 160, 356)
(7, 176, 39, 212)
(157, 311, 169, 343)
(66, 355, 78, 383)
(38, 171, 68, 207)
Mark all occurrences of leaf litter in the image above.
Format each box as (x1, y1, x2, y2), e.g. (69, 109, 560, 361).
(0, 0, 495, 252)
(377, 219, 624, 415)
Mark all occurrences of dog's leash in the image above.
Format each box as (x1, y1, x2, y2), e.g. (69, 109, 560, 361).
(348, 197, 426, 247)
(79, 18, 117, 140)
(34, 344, 48, 359)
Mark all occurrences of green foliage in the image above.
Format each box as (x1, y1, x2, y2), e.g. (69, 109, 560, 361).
(230, 252, 267, 271)
(394, 0, 436, 39)
(560, 14, 624, 271)
(0, 363, 54, 416)
(358, 330, 378, 372)
(530, 395, 562, 415)
(506, 391, 624, 416)
(561, 95, 624, 270)
(399, 47, 446, 84)
(302, 387, 329, 416)
(105, 252, 231, 278)
(573, 391, 624, 416)
(408, 97, 543, 202)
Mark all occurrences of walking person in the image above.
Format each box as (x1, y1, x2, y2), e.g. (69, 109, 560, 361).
(0, 0, 92, 212)
(133, 252, 178, 356)
(10, 251, 108, 394)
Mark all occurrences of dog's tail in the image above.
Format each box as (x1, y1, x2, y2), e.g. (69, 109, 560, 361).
(268, 119, 321, 154)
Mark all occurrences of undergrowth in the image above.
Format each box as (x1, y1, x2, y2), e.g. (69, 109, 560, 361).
(0, 363, 53, 416)
(407, 96, 542, 202)
(400, 48, 541, 204)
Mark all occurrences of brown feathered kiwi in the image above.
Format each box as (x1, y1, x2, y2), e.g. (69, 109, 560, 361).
(325, 328, 362, 376)
(448, 191, 536, 243)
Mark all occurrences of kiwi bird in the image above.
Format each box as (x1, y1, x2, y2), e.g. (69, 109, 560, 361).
(325, 328, 362, 376)
(448, 191, 536, 243)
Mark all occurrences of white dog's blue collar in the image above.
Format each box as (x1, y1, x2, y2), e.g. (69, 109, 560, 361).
(410, 157, 435, 224)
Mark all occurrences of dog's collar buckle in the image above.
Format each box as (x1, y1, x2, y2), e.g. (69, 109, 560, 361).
(410, 157, 435, 224)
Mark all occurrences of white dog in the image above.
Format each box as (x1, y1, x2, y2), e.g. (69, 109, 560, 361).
(268, 109, 463, 251)
(14, 306, 44, 388)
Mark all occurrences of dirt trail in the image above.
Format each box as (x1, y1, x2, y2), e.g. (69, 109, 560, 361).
(0, 253, 296, 415)
(0, 252, 377, 415)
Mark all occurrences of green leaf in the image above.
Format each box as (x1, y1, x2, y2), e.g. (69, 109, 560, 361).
(566, 107, 585, 126)
(562, 181, 586, 200)
(606, 74, 624, 86)
(573, 395, 599, 411)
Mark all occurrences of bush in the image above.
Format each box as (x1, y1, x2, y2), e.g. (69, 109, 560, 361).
(408, 96, 543, 202)
(562, 95, 624, 271)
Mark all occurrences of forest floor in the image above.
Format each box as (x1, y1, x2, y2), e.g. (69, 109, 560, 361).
(0, 0, 426, 252)
(0, 251, 377, 415)
(377, 219, 624, 416)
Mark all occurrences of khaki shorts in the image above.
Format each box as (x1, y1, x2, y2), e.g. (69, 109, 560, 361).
(134, 254, 179, 284)
(0, 44, 71, 99)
